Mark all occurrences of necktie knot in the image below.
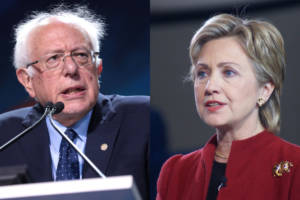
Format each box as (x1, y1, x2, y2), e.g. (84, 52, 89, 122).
(65, 128, 77, 141)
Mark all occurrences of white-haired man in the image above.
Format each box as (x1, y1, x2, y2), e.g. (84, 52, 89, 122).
(0, 5, 149, 200)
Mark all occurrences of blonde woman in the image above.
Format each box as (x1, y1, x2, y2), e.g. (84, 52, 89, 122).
(156, 14, 300, 200)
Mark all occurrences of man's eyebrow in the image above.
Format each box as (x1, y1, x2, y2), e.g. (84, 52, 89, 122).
(43, 49, 65, 55)
(43, 46, 90, 55)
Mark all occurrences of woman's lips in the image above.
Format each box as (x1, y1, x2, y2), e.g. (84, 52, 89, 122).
(205, 100, 226, 112)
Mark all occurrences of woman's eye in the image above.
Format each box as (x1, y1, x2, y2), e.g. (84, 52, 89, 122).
(224, 69, 236, 77)
(196, 71, 207, 79)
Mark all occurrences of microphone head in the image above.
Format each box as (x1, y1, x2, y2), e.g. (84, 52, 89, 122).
(53, 102, 64, 114)
(45, 102, 54, 110)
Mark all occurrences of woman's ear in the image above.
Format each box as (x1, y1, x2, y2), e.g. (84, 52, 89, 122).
(259, 82, 275, 105)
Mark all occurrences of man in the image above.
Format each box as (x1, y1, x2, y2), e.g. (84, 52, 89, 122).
(0, 5, 149, 200)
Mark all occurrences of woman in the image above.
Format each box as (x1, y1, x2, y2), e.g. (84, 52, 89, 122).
(156, 14, 300, 200)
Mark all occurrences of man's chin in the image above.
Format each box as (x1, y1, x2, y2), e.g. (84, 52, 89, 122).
(61, 106, 89, 116)
(53, 110, 88, 127)
(52, 101, 95, 125)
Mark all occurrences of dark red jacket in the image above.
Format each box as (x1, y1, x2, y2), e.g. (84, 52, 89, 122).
(157, 130, 300, 200)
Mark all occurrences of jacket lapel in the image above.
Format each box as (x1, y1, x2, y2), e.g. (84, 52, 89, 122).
(18, 94, 121, 180)
(19, 104, 53, 182)
(83, 94, 122, 178)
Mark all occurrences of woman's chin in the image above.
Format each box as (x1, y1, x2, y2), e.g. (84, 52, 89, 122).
(203, 118, 228, 128)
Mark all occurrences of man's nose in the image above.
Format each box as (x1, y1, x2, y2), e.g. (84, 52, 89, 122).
(62, 54, 79, 76)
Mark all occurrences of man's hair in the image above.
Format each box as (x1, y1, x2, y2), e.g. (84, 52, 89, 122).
(189, 14, 285, 134)
(13, 4, 105, 70)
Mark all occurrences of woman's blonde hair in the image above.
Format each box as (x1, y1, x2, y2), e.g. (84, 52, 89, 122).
(189, 14, 285, 134)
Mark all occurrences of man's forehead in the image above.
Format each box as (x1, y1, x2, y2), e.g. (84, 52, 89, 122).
(32, 21, 86, 38)
(28, 21, 91, 55)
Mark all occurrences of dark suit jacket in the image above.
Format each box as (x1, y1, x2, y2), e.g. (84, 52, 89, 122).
(0, 93, 149, 200)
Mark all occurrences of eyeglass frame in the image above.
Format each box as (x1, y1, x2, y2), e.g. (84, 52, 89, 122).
(25, 48, 100, 71)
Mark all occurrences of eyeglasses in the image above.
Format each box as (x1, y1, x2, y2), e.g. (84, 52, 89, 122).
(26, 48, 99, 71)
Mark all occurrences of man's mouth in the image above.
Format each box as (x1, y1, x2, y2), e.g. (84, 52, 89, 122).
(62, 87, 85, 95)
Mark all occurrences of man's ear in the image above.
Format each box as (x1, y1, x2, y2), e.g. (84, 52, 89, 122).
(97, 58, 103, 76)
(16, 68, 36, 98)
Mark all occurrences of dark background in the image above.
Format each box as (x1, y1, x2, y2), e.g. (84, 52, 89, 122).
(151, 0, 300, 199)
(0, 0, 149, 113)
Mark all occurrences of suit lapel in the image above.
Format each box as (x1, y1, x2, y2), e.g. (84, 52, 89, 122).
(18, 104, 52, 182)
(17, 95, 121, 180)
(83, 94, 122, 178)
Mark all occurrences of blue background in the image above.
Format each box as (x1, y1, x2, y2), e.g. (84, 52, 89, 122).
(0, 0, 149, 112)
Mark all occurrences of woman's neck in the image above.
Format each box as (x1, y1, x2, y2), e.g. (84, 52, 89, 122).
(214, 120, 265, 163)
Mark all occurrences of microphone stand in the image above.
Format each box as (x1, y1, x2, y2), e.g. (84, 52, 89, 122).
(48, 108, 106, 179)
(0, 105, 52, 152)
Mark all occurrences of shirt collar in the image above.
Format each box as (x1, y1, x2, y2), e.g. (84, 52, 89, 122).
(47, 110, 92, 145)
(70, 111, 92, 141)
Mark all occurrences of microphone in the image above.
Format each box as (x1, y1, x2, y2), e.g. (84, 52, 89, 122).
(218, 176, 227, 191)
(48, 102, 106, 178)
(0, 102, 54, 151)
(51, 102, 64, 115)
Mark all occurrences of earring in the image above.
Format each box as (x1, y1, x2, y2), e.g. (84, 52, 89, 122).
(257, 97, 264, 107)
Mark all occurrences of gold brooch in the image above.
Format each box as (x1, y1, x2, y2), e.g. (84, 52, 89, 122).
(273, 161, 293, 177)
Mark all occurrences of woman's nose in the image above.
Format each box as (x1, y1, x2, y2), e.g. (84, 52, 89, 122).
(204, 74, 220, 95)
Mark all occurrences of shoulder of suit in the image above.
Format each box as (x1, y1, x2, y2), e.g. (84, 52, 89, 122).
(264, 133, 300, 170)
(270, 133, 300, 155)
(0, 107, 32, 122)
(157, 149, 203, 193)
(103, 94, 149, 111)
(161, 149, 203, 172)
